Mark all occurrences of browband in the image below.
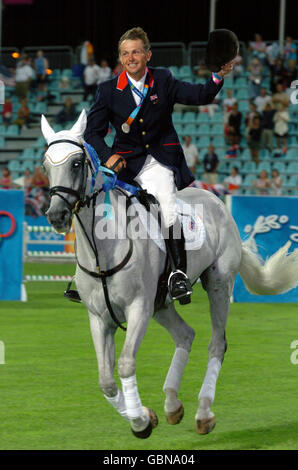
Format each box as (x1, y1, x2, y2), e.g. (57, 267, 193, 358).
(47, 139, 85, 150)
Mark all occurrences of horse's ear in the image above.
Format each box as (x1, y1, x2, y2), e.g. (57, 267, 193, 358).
(70, 109, 87, 138)
(41, 114, 55, 143)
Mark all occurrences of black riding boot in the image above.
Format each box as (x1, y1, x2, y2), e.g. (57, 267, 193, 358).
(165, 223, 192, 304)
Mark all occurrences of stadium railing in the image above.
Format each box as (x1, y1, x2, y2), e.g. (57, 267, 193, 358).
(22, 46, 75, 69)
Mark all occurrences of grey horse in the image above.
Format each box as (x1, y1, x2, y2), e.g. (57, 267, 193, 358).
(41, 110, 298, 438)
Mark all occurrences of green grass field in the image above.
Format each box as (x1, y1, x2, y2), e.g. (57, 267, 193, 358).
(0, 263, 298, 450)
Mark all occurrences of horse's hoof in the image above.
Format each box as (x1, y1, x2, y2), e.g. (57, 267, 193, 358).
(195, 416, 216, 435)
(131, 408, 158, 439)
(165, 404, 184, 425)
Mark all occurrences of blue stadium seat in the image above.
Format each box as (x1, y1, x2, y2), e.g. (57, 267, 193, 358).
(20, 160, 35, 172)
(210, 124, 223, 135)
(235, 77, 247, 87)
(196, 113, 209, 123)
(271, 161, 286, 174)
(258, 161, 271, 173)
(236, 88, 249, 100)
(285, 161, 298, 174)
(8, 160, 21, 172)
(34, 136, 46, 148)
(182, 123, 197, 136)
(179, 65, 192, 79)
(61, 68, 72, 78)
(242, 161, 257, 174)
(174, 123, 183, 134)
(172, 112, 183, 124)
(0, 136, 5, 148)
(182, 112, 197, 124)
(5, 125, 19, 136)
(199, 124, 211, 135)
(20, 149, 35, 160)
(212, 135, 225, 146)
(242, 173, 256, 187)
(197, 136, 210, 148)
(168, 66, 179, 77)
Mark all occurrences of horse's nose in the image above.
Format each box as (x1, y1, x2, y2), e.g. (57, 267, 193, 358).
(46, 207, 69, 227)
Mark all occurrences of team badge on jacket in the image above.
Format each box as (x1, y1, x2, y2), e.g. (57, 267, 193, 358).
(150, 94, 158, 104)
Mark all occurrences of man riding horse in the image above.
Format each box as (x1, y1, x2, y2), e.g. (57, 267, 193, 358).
(84, 27, 238, 303)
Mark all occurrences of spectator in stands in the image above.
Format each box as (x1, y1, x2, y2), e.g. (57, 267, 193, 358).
(78, 40, 94, 84)
(83, 58, 100, 101)
(266, 42, 280, 69)
(55, 97, 77, 125)
(273, 103, 290, 152)
(270, 58, 287, 92)
(13, 98, 30, 133)
(254, 87, 271, 113)
(182, 135, 199, 174)
(227, 103, 242, 145)
(249, 34, 267, 63)
(97, 59, 112, 84)
(31, 166, 49, 189)
(231, 54, 244, 78)
(245, 102, 260, 138)
(2, 97, 12, 128)
(196, 60, 210, 80)
(15, 54, 34, 101)
(34, 50, 49, 92)
(24, 168, 32, 190)
(247, 116, 262, 164)
(247, 57, 263, 100)
(284, 61, 297, 89)
(283, 36, 296, 70)
(261, 101, 275, 153)
(223, 89, 237, 124)
(59, 76, 71, 90)
(0, 167, 12, 189)
(252, 170, 270, 195)
(203, 144, 219, 184)
(112, 59, 123, 77)
(272, 82, 290, 109)
(270, 169, 283, 196)
(223, 167, 242, 194)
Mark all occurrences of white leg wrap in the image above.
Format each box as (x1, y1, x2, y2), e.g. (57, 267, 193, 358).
(163, 347, 189, 393)
(120, 375, 145, 420)
(104, 389, 129, 421)
(198, 357, 222, 403)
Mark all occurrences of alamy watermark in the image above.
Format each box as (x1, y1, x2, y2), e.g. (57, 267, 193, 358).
(0, 341, 5, 365)
(290, 340, 298, 365)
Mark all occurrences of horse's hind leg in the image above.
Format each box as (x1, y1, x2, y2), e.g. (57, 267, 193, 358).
(154, 303, 195, 424)
(196, 264, 235, 435)
(88, 311, 128, 421)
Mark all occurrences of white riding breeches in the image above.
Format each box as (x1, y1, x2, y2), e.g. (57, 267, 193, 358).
(134, 155, 178, 228)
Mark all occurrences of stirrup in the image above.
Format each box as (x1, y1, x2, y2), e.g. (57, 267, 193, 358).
(64, 279, 81, 303)
(168, 269, 193, 302)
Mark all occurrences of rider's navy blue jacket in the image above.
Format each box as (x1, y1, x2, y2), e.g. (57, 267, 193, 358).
(84, 67, 223, 190)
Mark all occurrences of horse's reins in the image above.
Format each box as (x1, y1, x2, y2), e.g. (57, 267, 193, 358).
(47, 139, 132, 331)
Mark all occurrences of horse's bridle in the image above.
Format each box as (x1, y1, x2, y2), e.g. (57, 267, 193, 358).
(47, 139, 93, 213)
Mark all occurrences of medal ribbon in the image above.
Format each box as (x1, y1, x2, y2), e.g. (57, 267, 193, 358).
(124, 71, 149, 127)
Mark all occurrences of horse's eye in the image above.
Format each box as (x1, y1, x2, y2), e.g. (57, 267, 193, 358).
(73, 160, 81, 169)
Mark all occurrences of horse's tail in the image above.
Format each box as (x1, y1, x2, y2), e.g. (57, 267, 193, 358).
(239, 241, 298, 295)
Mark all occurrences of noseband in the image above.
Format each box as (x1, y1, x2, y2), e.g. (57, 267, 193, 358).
(47, 139, 90, 213)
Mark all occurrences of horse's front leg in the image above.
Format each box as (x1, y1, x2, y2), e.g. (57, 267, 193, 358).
(118, 298, 158, 439)
(88, 310, 128, 421)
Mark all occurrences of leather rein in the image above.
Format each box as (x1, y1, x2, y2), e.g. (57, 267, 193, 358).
(47, 139, 132, 331)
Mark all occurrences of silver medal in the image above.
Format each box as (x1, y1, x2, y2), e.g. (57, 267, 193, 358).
(122, 123, 130, 134)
